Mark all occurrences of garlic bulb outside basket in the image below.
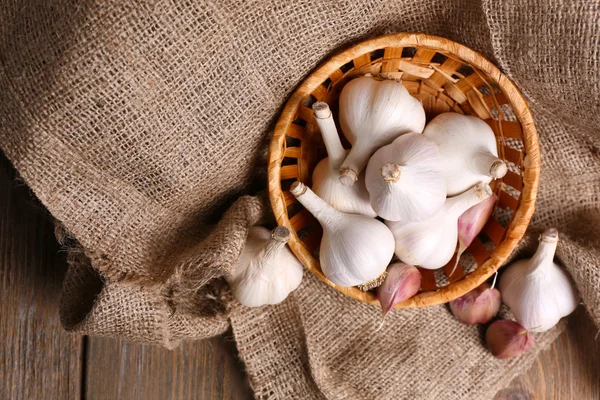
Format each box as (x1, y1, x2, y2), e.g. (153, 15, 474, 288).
(311, 102, 376, 217)
(499, 228, 579, 332)
(365, 132, 446, 221)
(290, 181, 394, 287)
(225, 226, 303, 307)
(338, 76, 426, 187)
(386, 182, 492, 270)
(423, 113, 508, 196)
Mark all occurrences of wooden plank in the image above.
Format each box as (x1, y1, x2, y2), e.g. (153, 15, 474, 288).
(0, 154, 83, 400)
(85, 332, 253, 400)
(496, 307, 600, 400)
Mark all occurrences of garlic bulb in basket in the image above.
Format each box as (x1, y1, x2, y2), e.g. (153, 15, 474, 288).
(365, 132, 446, 221)
(338, 76, 426, 187)
(290, 181, 394, 287)
(311, 102, 376, 217)
(386, 183, 492, 269)
(423, 113, 507, 196)
(225, 226, 303, 307)
(499, 228, 579, 332)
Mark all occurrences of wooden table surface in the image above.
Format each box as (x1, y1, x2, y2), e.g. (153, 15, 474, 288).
(0, 152, 598, 400)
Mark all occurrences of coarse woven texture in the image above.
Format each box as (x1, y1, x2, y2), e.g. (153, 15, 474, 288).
(0, 0, 598, 399)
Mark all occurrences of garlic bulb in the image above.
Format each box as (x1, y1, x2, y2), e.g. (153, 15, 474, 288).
(499, 228, 579, 332)
(225, 226, 303, 307)
(365, 132, 446, 221)
(423, 113, 508, 196)
(311, 102, 376, 217)
(338, 76, 426, 187)
(386, 183, 492, 269)
(290, 181, 394, 287)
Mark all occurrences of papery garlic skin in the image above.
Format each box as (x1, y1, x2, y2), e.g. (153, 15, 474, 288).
(290, 181, 394, 287)
(423, 113, 507, 196)
(365, 132, 446, 221)
(225, 226, 303, 308)
(386, 183, 492, 269)
(311, 102, 376, 217)
(338, 76, 426, 187)
(499, 228, 579, 332)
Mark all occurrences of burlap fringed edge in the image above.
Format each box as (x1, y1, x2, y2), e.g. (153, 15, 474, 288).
(56, 195, 269, 347)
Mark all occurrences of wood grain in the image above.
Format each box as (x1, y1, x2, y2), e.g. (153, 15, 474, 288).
(84, 333, 253, 400)
(0, 154, 83, 400)
(496, 307, 600, 400)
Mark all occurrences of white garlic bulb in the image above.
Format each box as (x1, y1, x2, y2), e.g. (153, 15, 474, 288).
(386, 183, 492, 269)
(311, 102, 376, 217)
(423, 113, 508, 196)
(499, 229, 579, 332)
(290, 181, 394, 287)
(338, 76, 426, 187)
(225, 226, 303, 307)
(365, 132, 446, 221)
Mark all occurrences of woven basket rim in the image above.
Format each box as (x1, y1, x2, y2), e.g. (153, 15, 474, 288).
(268, 32, 540, 308)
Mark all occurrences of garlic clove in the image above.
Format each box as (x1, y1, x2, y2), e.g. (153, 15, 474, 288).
(377, 262, 421, 319)
(365, 132, 446, 222)
(499, 228, 580, 332)
(225, 226, 303, 308)
(452, 193, 498, 274)
(338, 76, 426, 187)
(311, 102, 377, 217)
(449, 283, 501, 325)
(486, 320, 535, 359)
(290, 181, 394, 287)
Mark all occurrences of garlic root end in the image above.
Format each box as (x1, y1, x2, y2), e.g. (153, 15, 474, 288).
(381, 163, 402, 183)
(357, 271, 388, 291)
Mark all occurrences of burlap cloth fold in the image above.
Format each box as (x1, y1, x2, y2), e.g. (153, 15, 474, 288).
(1, 0, 598, 399)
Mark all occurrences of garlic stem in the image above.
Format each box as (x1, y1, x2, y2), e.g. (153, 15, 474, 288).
(290, 181, 340, 224)
(446, 183, 493, 219)
(339, 145, 372, 187)
(262, 226, 290, 261)
(381, 163, 402, 183)
(527, 228, 559, 274)
(312, 102, 346, 167)
(472, 150, 508, 179)
(339, 167, 358, 187)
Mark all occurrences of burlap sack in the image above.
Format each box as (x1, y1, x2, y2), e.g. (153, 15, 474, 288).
(1, 0, 598, 399)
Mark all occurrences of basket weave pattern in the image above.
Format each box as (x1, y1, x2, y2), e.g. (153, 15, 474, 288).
(268, 33, 540, 308)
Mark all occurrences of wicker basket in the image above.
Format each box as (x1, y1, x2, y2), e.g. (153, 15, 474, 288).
(267, 33, 540, 308)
